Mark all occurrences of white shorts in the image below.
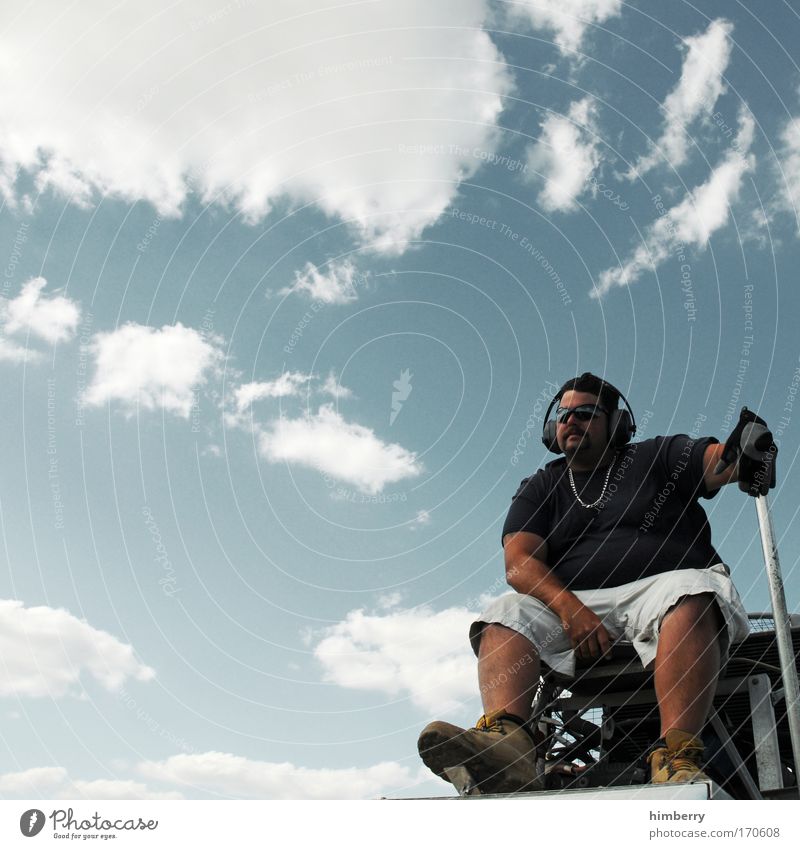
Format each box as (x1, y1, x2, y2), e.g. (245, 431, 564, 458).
(469, 564, 750, 677)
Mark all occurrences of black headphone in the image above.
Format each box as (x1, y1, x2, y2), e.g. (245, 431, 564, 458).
(541, 374, 637, 454)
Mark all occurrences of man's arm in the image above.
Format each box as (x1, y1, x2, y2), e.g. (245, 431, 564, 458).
(703, 442, 738, 492)
(703, 409, 777, 494)
(503, 531, 612, 660)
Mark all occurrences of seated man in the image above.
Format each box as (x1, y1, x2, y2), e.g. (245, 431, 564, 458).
(418, 373, 767, 793)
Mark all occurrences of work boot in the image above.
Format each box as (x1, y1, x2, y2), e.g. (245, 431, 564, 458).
(648, 729, 709, 783)
(417, 709, 542, 794)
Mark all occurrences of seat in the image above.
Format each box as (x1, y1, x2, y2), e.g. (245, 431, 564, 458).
(529, 617, 800, 799)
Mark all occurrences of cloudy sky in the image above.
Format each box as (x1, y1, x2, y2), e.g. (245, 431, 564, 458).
(1, 0, 799, 800)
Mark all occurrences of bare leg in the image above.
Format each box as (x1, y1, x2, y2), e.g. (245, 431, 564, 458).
(478, 623, 541, 719)
(654, 593, 722, 737)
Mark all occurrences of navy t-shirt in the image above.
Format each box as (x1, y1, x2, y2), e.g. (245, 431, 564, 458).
(502, 435, 723, 590)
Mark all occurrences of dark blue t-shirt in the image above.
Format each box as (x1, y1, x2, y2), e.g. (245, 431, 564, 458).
(502, 435, 723, 590)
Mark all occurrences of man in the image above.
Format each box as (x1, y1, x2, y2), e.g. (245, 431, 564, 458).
(418, 373, 771, 793)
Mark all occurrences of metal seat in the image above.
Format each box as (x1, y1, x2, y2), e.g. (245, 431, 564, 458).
(530, 618, 800, 799)
(542, 642, 651, 696)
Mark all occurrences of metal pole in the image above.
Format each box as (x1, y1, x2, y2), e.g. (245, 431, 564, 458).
(755, 493, 800, 793)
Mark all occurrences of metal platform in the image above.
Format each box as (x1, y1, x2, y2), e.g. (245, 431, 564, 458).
(408, 779, 732, 801)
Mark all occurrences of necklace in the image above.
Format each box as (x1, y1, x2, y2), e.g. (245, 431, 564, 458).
(568, 454, 617, 509)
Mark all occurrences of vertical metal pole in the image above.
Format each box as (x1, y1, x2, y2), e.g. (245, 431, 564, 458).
(755, 494, 800, 794)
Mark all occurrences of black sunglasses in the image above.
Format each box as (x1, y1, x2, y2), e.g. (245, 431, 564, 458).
(555, 403, 609, 424)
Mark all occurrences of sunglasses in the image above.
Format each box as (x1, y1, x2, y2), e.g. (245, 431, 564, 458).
(555, 403, 609, 424)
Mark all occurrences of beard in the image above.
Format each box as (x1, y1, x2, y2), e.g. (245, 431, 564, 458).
(562, 429, 591, 457)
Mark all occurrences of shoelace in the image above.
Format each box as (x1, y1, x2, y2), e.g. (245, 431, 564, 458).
(649, 744, 703, 774)
(476, 714, 507, 733)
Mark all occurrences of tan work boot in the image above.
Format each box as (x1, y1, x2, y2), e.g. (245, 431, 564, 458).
(417, 710, 542, 794)
(648, 729, 709, 783)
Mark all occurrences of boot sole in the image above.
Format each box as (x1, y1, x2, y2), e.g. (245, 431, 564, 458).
(418, 727, 541, 795)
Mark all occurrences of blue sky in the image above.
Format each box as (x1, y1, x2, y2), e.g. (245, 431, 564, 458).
(1, 0, 800, 799)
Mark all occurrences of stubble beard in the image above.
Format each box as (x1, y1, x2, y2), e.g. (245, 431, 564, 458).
(563, 431, 591, 461)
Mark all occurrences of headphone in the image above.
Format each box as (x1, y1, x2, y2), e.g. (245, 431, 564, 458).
(541, 374, 637, 454)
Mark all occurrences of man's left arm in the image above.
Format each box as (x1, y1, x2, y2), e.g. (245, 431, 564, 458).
(703, 442, 737, 492)
(702, 410, 777, 495)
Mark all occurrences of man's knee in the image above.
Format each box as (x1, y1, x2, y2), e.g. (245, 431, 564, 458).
(470, 592, 559, 657)
(474, 622, 539, 658)
(664, 592, 724, 632)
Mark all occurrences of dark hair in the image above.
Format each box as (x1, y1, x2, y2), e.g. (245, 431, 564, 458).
(556, 372, 620, 411)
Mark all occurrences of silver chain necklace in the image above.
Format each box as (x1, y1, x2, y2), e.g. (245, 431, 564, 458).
(568, 454, 617, 509)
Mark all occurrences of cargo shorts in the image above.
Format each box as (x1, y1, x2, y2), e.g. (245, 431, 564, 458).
(469, 564, 750, 677)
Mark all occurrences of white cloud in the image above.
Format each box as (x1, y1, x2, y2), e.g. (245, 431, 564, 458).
(629, 19, 734, 178)
(0, 599, 155, 698)
(63, 779, 182, 800)
(508, 0, 623, 55)
(0, 766, 67, 794)
(281, 260, 360, 304)
(314, 605, 478, 713)
(410, 509, 431, 530)
(84, 322, 223, 417)
(0, 336, 39, 363)
(232, 371, 352, 416)
(0, 276, 80, 350)
(776, 116, 800, 229)
(0, 757, 438, 801)
(594, 108, 754, 297)
(376, 592, 404, 610)
(321, 371, 354, 400)
(0, 1, 512, 253)
(137, 752, 413, 800)
(234, 372, 312, 413)
(258, 404, 423, 494)
(0, 766, 181, 799)
(526, 97, 600, 212)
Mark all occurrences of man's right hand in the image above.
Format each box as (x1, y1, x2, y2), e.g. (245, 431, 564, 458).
(555, 597, 613, 661)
